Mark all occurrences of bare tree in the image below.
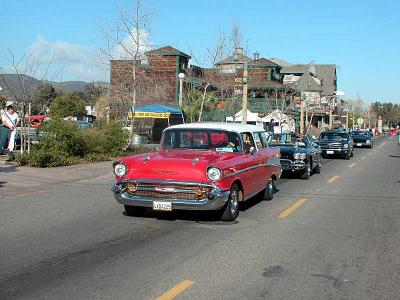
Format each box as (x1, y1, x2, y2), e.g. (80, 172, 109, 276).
(0, 50, 60, 152)
(100, 0, 154, 136)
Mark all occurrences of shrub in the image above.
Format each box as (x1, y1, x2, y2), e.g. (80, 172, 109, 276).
(19, 117, 132, 167)
(38, 119, 87, 157)
(28, 148, 79, 167)
(15, 152, 30, 166)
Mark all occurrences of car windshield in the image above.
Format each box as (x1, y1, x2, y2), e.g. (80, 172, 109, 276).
(352, 131, 371, 137)
(320, 132, 348, 140)
(161, 129, 243, 152)
(271, 133, 306, 147)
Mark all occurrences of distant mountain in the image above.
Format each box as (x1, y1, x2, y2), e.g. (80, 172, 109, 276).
(0, 74, 109, 100)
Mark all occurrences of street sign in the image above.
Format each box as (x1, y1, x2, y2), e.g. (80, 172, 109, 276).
(357, 117, 364, 125)
(234, 89, 242, 95)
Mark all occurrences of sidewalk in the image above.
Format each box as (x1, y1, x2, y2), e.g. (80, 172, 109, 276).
(0, 161, 114, 199)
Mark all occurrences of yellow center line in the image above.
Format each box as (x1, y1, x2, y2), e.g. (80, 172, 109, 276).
(327, 175, 339, 183)
(377, 141, 386, 149)
(278, 198, 307, 219)
(348, 163, 356, 168)
(315, 188, 321, 192)
(156, 280, 194, 300)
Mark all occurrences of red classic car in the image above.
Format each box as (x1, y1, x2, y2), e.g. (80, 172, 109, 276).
(112, 123, 282, 221)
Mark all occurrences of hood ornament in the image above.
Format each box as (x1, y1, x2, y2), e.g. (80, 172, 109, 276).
(192, 158, 200, 165)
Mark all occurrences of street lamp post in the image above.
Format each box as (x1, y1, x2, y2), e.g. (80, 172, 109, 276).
(178, 72, 185, 109)
(241, 61, 248, 124)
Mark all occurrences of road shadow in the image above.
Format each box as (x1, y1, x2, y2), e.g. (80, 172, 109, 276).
(0, 181, 6, 188)
(121, 190, 276, 224)
(0, 164, 18, 173)
(389, 155, 400, 158)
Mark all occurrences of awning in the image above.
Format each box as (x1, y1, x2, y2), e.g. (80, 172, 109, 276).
(129, 104, 183, 119)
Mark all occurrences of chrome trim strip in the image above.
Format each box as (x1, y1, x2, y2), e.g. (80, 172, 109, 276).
(224, 164, 263, 178)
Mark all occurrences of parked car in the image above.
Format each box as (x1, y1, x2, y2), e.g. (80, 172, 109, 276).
(316, 131, 354, 159)
(112, 122, 282, 221)
(270, 132, 322, 179)
(351, 130, 373, 148)
(25, 115, 50, 128)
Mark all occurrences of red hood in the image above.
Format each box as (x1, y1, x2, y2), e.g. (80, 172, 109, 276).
(120, 150, 235, 182)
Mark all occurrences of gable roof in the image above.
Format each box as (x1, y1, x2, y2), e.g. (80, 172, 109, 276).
(281, 64, 337, 96)
(215, 53, 252, 66)
(145, 46, 191, 59)
(269, 57, 293, 67)
(290, 72, 323, 92)
(248, 58, 281, 68)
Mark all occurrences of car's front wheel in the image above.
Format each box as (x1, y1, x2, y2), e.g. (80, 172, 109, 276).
(124, 205, 145, 217)
(314, 162, 321, 174)
(263, 178, 275, 200)
(300, 165, 311, 180)
(220, 184, 240, 221)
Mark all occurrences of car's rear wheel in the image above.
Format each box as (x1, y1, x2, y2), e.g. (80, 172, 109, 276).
(124, 205, 145, 217)
(220, 184, 240, 221)
(263, 178, 275, 200)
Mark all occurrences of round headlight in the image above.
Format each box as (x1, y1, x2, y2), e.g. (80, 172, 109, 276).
(114, 163, 127, 177)
(207, 167, 222, 181)
(294, 153, 306, 160)
(343, 144, 349, 148)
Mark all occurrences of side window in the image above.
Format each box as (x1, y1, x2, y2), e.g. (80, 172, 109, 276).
(259, 132, 269, 148)
(253, 132, 263, 149)
(241, 132, 256, 152)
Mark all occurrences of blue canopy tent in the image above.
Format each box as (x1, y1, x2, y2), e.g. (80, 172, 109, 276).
(129, 105, 185, 143)
(129, 104, 185, 126)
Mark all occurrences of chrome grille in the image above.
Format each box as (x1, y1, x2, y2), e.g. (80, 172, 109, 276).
(124, 182, 212, 200)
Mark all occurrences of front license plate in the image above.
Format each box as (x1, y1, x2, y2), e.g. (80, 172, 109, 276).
(357, 143, 362, 146)
(153, 201, 172, 211)
(326, 150, 334, 154)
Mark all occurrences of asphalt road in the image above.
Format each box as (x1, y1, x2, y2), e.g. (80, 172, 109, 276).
(1, 135, 399, 300)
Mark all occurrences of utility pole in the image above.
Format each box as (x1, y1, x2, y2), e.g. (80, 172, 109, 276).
(300, 99, 305, 134)
(241, 61, 248, 124)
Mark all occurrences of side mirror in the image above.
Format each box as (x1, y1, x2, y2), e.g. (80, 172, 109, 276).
(246, 146, 256, 155)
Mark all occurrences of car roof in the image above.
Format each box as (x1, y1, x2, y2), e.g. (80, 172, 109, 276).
(165, 122, 265, 134)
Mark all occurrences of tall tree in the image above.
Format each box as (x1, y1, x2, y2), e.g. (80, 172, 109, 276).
(32, 83, 58, 114)
(101, 0, 153, 136)
(49, 93, 86, 118)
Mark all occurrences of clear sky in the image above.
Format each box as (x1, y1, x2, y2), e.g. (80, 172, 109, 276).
(0, 0, 399, 103)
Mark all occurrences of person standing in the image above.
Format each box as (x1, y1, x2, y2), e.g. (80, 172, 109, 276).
(1, 105, 20, 153)
(267, 119, 275, 133)
(280, 120, 290, 143)
(0, 112, 9, 155)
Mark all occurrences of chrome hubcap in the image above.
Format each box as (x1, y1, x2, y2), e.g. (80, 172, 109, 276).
(230, 190, 238, 215)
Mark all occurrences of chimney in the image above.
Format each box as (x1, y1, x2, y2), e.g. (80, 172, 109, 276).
(254, 52, 260, 61)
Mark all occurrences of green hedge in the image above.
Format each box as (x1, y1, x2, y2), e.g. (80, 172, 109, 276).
(15, 118, 138, 167)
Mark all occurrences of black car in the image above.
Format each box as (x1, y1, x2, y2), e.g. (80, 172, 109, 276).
(351, 130, 373, 148)
(270, 132, 322, 179)
(317, 131, 353, 159)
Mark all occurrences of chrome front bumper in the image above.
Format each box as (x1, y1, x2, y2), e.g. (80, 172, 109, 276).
(280, 159, 306, 172)
(111, 180, 230, 211)
(321, 148, 349, 155)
